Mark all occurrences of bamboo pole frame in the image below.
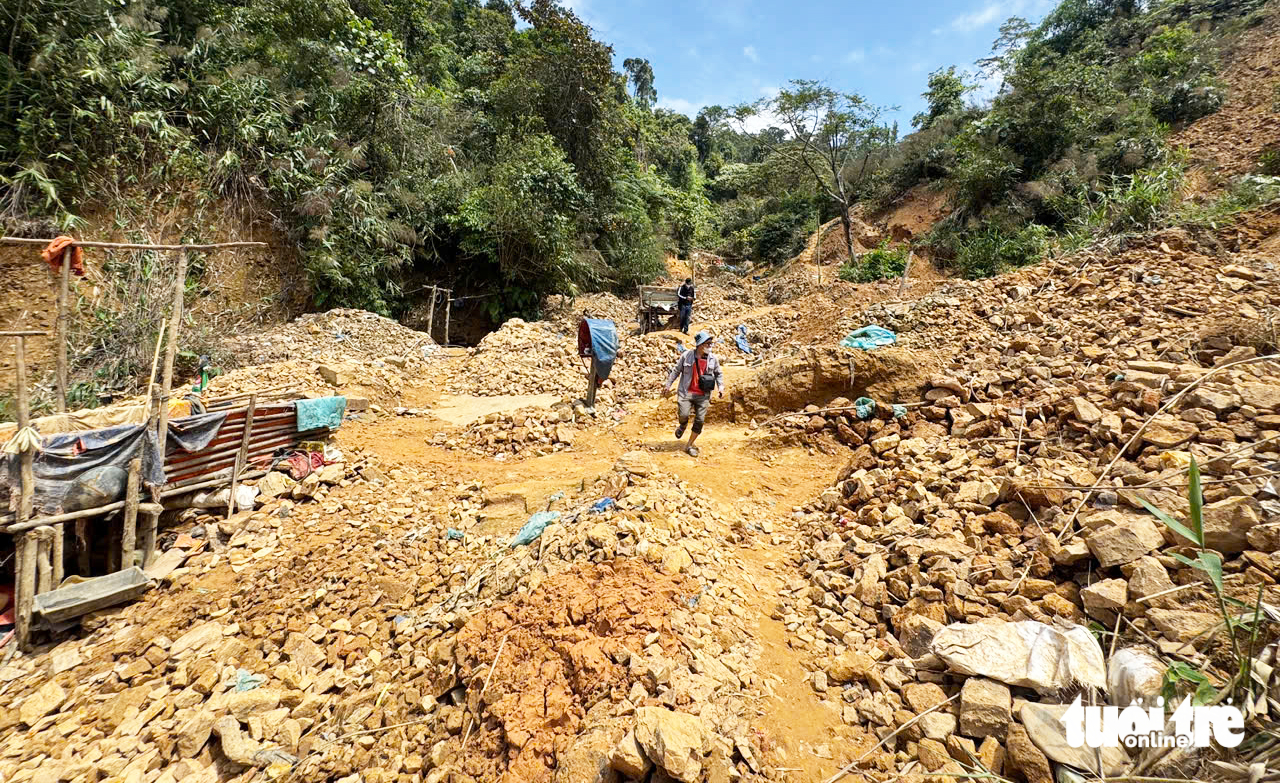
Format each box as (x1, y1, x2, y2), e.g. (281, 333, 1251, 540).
(56, 247, 71, 412)
(443, 289, 452, 347)
(0, 237, 267, 251)
(11, 334, 36, 649)
(426, 286, 437, 340)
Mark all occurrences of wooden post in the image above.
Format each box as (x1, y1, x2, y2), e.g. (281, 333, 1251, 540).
(426, 286, 437, 341)
(898, 251, 914, 297)
(51, 522, 64, 588)
(585, 356, 600, 409)
(155, 250, 189, 464)
(13, 334, 36, 649)
(226, 395, 257, 520)
(142, 384, 163, 570)
(140, 510, 158, 570)
(443, 290, 451, 347)
(16, 532, 36, 648)
(56, 246, 71, 413)
(121, 457, 141, 570)
(14, 336, 34, 523)
(35, 526, 53, 594)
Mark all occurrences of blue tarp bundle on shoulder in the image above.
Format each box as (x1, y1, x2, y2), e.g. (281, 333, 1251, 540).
(578, 319, 619, 381)
(295, 397, 347, 431)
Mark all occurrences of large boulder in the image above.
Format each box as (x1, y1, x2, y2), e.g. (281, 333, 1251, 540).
(633, 707, 707, 783)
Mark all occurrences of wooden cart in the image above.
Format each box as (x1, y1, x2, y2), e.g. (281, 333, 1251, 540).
(637, 285, 680, 335)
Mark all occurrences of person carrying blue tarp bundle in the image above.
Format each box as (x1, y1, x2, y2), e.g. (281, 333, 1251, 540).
(676, 277, 695, 334)
(662, 330, 724, 458)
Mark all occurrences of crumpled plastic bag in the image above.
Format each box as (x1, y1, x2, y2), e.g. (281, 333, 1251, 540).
(234, 669, 266, 692)
(590, 498, 616, 514)
(854, 397, 875, 420)
(509, 511, 560, 547)
(930, 620, 1107, 694)
(840, 325, 896, 351)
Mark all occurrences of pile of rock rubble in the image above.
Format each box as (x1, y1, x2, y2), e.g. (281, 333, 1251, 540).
(778, 221, 1280, 782)
(0, 451, 776, 783)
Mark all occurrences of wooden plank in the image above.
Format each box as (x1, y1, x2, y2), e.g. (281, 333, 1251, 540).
(226, 395, 257, 520)
(33, 567, 152, 624)
(444, 290, 451, 347)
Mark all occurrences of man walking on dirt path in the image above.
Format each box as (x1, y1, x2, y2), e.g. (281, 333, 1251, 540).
(676, 277, 695, 334)
(662, 330, 724, 457)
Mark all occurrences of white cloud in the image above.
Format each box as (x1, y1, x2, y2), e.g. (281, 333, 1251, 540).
(658, 97, 703, 116)
(845, 48, 866, 64)
(947, 0, 1053, 33)
(743, 45, 758, 63)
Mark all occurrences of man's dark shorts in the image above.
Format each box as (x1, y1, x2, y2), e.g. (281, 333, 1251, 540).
(678, 394, 711, 433)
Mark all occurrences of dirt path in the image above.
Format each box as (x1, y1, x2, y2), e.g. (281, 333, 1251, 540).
(338, 354, 859, 782)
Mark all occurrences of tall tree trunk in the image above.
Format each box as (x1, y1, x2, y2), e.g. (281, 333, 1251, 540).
(839, 207, 856, 267)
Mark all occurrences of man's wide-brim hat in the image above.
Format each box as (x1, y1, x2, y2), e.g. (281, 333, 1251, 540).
(694, 331, 713, 347)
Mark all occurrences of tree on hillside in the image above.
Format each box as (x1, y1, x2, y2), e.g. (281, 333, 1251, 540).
(737, 80, 895, 267)
(623, 57, 657, 108)
(913, 66, 973, 130)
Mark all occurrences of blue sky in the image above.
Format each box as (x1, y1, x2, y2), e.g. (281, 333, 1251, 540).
(563, 0, 1058, 131)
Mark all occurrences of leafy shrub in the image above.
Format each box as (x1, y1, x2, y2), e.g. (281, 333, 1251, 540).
(752, 211, 812, 265)
(1259, 150, 1280, 176)
(948, 222, 1051, 279)
(1130, 23, 1224, 124)
(839, 240, 909, 283)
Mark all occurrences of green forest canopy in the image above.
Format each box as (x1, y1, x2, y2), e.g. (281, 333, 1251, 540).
(0, 0, 1272, 321)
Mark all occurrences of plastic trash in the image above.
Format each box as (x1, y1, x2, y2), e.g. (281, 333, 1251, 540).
(854, 397, 875, 420)
(734, 325, 752, 354)
(590, 498, 616, 514)
(235, 669, 266, 692)
(892, 404, 907, 419)
(446, 528, 465, 541)
(1107, 648, 1166, 707)
(509, 511, 560, 547)
(840, 325, 896, 351)
(930, 620, 1107, 694)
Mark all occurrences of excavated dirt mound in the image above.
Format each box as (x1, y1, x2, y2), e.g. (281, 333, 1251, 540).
(453, 559, 695, 781)
(729, 346, 935, 421)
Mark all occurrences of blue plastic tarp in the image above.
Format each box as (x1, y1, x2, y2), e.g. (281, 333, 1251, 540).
(734, 325, 752, 355)
(296, 396, 347, 432)
(583, 319, 619, 381)
(509, 510, 560, 547)
(840, 326, 896, 351)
